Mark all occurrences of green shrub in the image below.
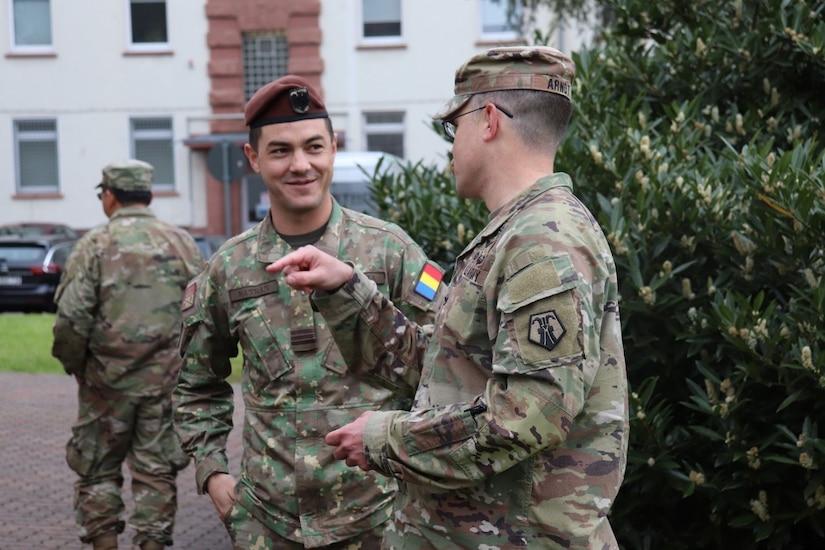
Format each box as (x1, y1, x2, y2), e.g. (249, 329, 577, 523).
(370, 144, 488, 281)
(560, 0, 825, 546)
(371, 0, 825, 547)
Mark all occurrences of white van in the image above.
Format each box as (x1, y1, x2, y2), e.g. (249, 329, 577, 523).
(330, 151, 403, 216)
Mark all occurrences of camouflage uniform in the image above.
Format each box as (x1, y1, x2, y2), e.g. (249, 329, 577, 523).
(315, 174, 628, 549)
(174, 200, 444, 548)
(52, 159, 205, 547)
(310, 46, 629, 549)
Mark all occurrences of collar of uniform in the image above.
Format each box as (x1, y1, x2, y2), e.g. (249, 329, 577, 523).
(457, 172, 574, 260)
(109, 205, 156, 220)
(255, 198, 344, 264)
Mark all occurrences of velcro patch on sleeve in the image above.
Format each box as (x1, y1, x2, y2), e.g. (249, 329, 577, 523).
(414, 262, 443, 301)
(181, 280, 197, 314)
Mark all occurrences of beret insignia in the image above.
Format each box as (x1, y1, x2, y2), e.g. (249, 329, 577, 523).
(289, 88, 311, 114)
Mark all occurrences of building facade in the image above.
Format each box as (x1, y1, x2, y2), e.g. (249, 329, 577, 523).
(2, 0, 596, 236)
(1, 0, 211, 231)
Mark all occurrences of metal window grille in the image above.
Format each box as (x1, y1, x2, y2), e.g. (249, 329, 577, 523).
(14, 119, 59, 192)
(243, 32, 289, 101)
(364, 112, 405, 158)
(130, 117, 174, 188)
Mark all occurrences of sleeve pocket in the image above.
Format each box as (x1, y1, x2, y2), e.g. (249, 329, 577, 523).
(498, 254, 584, 368)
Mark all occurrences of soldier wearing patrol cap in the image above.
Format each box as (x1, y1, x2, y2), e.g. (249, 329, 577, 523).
(173, 76, 446, 549)
(53, 158, 205, 550)
(268, 46, 629, 549)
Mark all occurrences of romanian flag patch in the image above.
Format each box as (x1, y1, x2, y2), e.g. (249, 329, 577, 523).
(414, 262, 443, 301)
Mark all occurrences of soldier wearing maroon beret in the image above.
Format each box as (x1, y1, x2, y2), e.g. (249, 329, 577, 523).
(174, 76, 446, 549)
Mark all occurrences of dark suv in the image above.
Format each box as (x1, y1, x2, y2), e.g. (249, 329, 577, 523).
(0, 235, 78, 313)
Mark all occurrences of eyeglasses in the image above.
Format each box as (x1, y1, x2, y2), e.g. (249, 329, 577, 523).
(97, 188, 108, 201)
(441, 103, 514, 141)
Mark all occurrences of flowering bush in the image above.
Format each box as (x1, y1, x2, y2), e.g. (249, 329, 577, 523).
(559, 0, 824, 547)
(371, 0, 824, 547)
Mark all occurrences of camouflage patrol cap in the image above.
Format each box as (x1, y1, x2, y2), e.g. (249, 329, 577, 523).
(244, 75, 328, 128)
(434, 46, 576, 120)
(96, 159, 154, 192)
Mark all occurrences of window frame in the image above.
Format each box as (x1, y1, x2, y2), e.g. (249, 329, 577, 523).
(126, 0, 170, 52)
(362, 111, 405, 159)
(359, 0, 403, 45)
(13, 118, 60, 194)
(129, 116, 176, 191)
(9, 0, 54, 54)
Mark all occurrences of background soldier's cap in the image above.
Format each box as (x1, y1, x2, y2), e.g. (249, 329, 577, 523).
(244, 75, 328, 128)
(434, 46, 576, 120)
(96, 159, 154, 192)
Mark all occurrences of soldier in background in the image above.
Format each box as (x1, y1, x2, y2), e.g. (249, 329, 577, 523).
(268, 46, 630, 549)
(52, 159, 205, 550)
(173, 75, 445, 549)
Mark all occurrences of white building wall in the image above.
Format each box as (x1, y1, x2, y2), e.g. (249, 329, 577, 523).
(0, 0, 211, 231)
(1, 1, 598, 230)
(319, 0, 596, 167)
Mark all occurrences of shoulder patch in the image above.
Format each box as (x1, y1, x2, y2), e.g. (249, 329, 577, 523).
(528, 310, 566, 351)
(414, 262, 444, 301)
(181, 280, 197, 313)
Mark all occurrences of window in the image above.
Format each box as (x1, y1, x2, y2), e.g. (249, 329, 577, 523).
(10, 0, 53, 51)
(363, 112, 405, 158)
(480, 0, 521, 41)
(129, 0, 168, 48)
(130, 118, 175, 189)
(50, 242, 74, 266)
(14, 119, 59, 193)
(362, 0, 401, 40)
(243, 32, 289, 101)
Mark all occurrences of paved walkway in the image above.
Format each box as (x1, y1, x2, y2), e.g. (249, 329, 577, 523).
(0, 372, 243, 549)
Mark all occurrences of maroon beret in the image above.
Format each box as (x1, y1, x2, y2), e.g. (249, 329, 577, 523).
(244, 75, 328, 128)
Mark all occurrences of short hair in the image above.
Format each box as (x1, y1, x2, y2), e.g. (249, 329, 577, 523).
(470, 89, 573, 155)
(248, 117, 335, 151)
(109, 187, 152, 206)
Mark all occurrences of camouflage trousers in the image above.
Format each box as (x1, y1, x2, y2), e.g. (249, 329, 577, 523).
(66, 382, 190, 546)
(225, 501, 384, 550)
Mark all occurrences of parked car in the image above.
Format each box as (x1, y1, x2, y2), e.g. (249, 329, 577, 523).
(0, 235, 78, 313)
(0, 222, 80, 239)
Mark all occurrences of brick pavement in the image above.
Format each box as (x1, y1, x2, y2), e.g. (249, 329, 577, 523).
(0, 372, 243, 549)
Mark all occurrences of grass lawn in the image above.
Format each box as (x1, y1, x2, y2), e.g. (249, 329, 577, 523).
(0, 313, 242, 381)
(0, 313, 63, 374)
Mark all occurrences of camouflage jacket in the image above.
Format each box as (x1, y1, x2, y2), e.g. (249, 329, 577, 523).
(314, 174, 629, 549)
(173, 201, 445, 547)
(52, 206, 205, 395)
